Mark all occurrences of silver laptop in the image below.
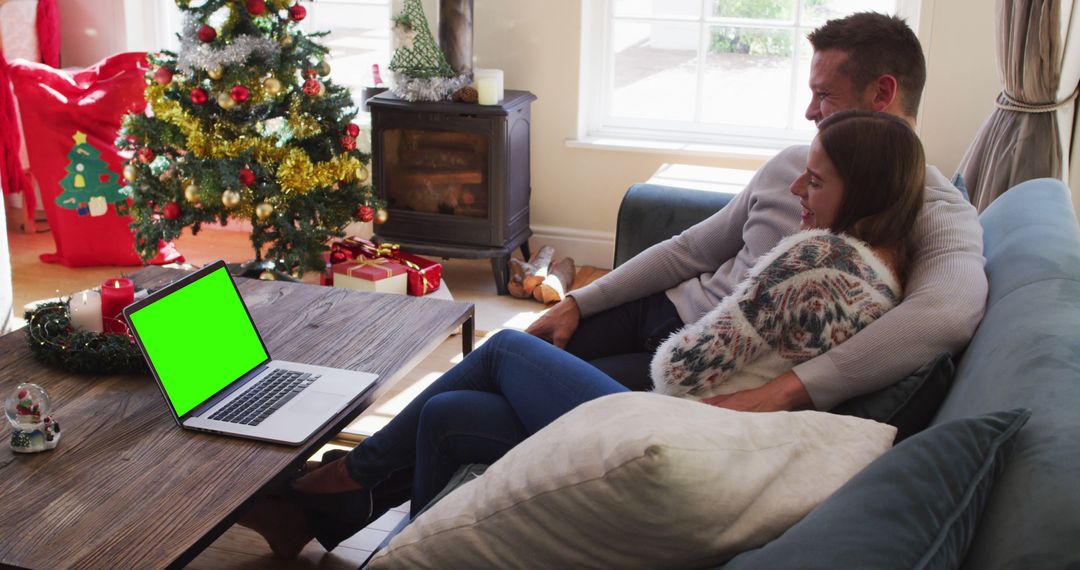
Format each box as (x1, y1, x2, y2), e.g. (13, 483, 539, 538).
(123, 260, 378, 445)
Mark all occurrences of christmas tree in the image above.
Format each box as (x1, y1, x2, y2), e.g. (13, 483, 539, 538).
(55, 132, 131, 218)
(118, 0, 383, 276)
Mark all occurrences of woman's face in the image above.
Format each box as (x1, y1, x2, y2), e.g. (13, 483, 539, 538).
(790, 138, 844, 230)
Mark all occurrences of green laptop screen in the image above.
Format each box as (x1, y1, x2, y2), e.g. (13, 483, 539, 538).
(128, 266, 269, 417)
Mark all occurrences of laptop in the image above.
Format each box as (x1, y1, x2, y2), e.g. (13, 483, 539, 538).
(123, 260, 378, 445)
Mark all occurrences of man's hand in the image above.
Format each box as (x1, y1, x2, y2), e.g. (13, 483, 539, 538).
(525, 296, 581, 348)
(702, 370, 813, 412)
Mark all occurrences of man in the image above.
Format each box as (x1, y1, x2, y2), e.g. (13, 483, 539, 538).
(526, 12, 987, 413)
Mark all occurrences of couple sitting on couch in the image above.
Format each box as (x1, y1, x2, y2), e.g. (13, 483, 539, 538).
(242, 11, 987, 560)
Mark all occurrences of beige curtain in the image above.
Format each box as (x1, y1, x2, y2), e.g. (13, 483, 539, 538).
(957, 0, 1080, 211)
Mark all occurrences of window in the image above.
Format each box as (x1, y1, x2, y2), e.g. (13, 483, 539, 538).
(580, 0, 919, 151)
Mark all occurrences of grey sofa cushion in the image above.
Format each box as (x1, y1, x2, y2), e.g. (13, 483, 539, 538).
(832, 352, 954, 442)
(723, 409, 1030, 570)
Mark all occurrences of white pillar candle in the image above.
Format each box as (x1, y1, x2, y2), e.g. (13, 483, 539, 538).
(474, 69, 504, 105)
(69, 290, 103, 333)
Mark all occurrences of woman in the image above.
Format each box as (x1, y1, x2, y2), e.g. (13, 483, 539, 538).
(243, 109, 926, 558)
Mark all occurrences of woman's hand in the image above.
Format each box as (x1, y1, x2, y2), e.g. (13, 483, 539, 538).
(291, 457, 363, 494)
(702, 371, 813, 412)
(525, 297, 581, 348)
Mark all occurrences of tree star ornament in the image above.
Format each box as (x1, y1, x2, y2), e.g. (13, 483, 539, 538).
(255, 202, 274, 220)
(221, 189, 242, 208)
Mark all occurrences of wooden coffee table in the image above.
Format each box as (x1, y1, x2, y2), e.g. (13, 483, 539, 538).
(0, 266, 474, 569)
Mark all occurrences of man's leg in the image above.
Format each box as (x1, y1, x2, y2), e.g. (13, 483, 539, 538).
(564, 291, 684, 390)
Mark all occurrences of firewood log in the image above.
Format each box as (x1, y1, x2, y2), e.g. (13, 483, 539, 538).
(535, 257, 576, 304)
(507, 258, 534, 298)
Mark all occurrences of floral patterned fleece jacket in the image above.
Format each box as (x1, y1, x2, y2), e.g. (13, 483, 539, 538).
(651, 229, 901, 400)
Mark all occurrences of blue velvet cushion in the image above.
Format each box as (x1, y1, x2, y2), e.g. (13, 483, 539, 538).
(722, 408, 1030, 570)
(831, 353, 955, 442)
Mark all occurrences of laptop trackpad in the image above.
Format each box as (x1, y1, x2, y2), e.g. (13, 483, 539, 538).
(289, 391, 345, 415)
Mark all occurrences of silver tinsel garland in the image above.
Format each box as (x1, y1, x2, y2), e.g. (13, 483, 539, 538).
(390, 72, 470, 102)
(176, 18, 280, 73)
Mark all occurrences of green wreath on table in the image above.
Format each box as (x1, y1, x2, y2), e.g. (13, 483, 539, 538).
(24, 301, 147, 374)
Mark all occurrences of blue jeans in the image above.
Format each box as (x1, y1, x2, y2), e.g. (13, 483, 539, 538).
(308, 330, 629, 549)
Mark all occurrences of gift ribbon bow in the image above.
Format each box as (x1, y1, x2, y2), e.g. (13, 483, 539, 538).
(399, 259, 437, 294)
(348, 257, 395, 278)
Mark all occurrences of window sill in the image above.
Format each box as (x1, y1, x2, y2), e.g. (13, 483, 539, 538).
(565, 135, 790, 162)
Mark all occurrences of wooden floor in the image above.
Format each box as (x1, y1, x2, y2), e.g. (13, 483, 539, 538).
(6, 220, 606, 568)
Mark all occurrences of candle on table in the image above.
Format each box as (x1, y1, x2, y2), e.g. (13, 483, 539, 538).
(69, 290, 103, 333)
(100, 278, 135, 334)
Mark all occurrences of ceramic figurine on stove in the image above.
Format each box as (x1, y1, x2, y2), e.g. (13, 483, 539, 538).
(5, 383, 61, 453)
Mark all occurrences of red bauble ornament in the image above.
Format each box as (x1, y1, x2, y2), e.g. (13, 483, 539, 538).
(153, 66, 174, 85)
(289, 3, 307, 21)
(230, 84, 251, 103)
(246, 0, 266, 15)
(358, 205, 374, 223)
(137, 148, 155, 164)
(238, 168, 256, 187)
(346, 123, 360, 137)
(303, 78, 324, 96)
(163, 202, 181, 220)
(190, 88, 209, 105)
(303, 68, 317, 78)
(340, 135, 356, 151)
(198, 25, 217, 43)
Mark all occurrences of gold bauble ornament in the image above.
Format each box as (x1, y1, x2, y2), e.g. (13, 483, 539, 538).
(208, 65, 224, 80)
(263, 76, 282, 95)
(318, 60, 331, 77)
(374, 208, 388, 224)
(184, 183, 199, 202)
(355, 164, 368, 183)
(217, 92, 236, 110)
(222, 189, 241, 208)
(255, 202, 274, 220)
(123, 164, 137, 182)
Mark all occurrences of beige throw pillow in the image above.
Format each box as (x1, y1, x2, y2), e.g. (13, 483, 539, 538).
(369, 392, 896, 569)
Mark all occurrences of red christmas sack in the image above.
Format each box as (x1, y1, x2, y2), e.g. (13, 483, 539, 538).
(7, 52, 181, 267)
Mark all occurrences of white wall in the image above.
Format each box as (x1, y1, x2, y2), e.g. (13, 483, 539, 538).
(53, 0, 1003, 267)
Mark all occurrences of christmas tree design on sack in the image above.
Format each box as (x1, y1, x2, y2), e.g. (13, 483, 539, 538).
(54, 132, 131, 218)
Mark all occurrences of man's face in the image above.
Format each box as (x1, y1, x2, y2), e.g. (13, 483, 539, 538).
(805, 49, 877, 125)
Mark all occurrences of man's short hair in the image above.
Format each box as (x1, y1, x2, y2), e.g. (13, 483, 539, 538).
(808, 12, 926, 117)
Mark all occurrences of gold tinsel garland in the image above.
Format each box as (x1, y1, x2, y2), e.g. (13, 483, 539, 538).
(288, 99, 322, 139)
(145, 83, 364, 198)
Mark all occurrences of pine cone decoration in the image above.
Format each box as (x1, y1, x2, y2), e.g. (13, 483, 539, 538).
(452, 85, 479, 104)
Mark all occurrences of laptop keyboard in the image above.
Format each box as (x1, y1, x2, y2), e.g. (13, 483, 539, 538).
(208, 369, 321, 426)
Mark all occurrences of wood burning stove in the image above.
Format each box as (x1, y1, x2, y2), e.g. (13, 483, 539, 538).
(369, 90, 536, 295)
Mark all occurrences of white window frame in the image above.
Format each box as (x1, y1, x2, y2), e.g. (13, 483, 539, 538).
(577, 0, 923, 154)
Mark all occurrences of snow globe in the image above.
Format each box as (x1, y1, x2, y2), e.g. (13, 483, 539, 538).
(5, 383, 61, 453)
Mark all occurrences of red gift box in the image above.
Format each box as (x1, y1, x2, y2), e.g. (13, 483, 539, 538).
(331, 257, 408, 294)
(395, 252, 442, 296)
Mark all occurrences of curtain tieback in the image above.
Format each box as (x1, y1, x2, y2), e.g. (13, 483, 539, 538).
(996, 86, 1080, 113)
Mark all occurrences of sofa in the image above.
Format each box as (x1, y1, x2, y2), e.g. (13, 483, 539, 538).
(370, 177, 1080, 568)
